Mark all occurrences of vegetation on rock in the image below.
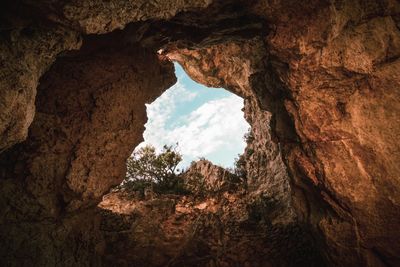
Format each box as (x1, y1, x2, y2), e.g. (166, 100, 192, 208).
(118, 144, 188, 196)
(117, 142, 248, 198)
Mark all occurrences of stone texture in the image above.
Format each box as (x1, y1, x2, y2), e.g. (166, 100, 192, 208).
(183, 159, 242, 194)
(0, 25, 81, 152)
(167, 39, 297, 226)
(166, 6, 400, 262)
(0, 34, 176, 265)
(99, 161, 322, 267)
(1, 0, 214, 34)
(0, 0, 264, 152)
(61, 0, 214, 34)
(0, 0, 399, 266)
(255, 1, 400, 265)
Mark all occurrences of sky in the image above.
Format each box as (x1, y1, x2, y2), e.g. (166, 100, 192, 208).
(137, 62, 249, 169)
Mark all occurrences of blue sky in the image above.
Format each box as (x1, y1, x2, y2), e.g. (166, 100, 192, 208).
(137, 62, 249, 169)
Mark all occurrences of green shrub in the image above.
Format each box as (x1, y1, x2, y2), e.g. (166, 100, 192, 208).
(233, 153, 247, 179)
(119, 144, 190, 195)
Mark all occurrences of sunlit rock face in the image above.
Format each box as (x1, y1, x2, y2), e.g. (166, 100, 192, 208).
(167, 40, 297, 227)
(0, 0, 399, 266)
(168, 2, 400, 265)
(257, 2, 400, 266)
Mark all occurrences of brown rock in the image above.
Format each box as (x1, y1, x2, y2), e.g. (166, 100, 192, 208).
(0, 34, 176, 265)
(0, 25, 81, 152)
(0, 0, 399, 266)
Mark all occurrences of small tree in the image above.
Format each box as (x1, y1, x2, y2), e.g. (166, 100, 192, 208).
(121, 144, 188, 195)
(233, 153, 247, 178)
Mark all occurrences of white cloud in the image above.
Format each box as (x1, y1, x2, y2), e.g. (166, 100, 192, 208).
(142, 79, 197, 146)
(146, 80, 197, 122)
(138, 79, 249, 168)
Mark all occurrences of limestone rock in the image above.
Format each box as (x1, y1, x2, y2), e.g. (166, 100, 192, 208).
(0, 25, 81, 152)
(61, 0, 214, 34)
(0, 35, 176, 265)
(183, 159, 243, 194)
(0, 0, 399, 266)
(168, 40, 297, 226)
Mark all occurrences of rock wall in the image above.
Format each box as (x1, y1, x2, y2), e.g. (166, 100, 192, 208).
(167, 39, 298, 225)
(0, 0, 399, 266)
(0, 25, 81, 152)
(184, 159, 242, 194)
(166, 5, 400, 262)
(0, 34, 176, 265)
(258, 1, 400, 266)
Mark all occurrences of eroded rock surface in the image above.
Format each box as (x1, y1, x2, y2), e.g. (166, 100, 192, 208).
(167, 2, 400, 265)
(0, 25, 81, 152)
(0, 35, 176, 265)
(99, 161, 321, 267)
(0, 0, 399, 266)
(258, 2, 400, 266)
(167, 39, 297, 226)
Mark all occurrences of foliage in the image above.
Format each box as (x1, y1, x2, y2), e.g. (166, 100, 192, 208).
(233, 153, 247, 178)
(183, 171, 206, 197)
(118, 139, 250, 197)
(120, 144, 189, 196)
(247, 195, 279, 223)
(243, 128, 254, 143)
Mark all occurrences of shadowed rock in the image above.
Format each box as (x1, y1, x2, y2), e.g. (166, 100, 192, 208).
(0, 0, 399, 266)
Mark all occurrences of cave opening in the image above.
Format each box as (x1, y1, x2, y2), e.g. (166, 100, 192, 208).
(97, 57, 268, 267)
(109, 60, 251, 199)
(2, 1, 398, 266)
(0, 17, 323, 266)
(137, 61, 250, 168)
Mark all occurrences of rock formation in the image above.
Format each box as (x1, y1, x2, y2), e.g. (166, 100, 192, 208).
(0, 0, 399, 266)
(99, 160, 322, 267)
(0, 36, 176, 265)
